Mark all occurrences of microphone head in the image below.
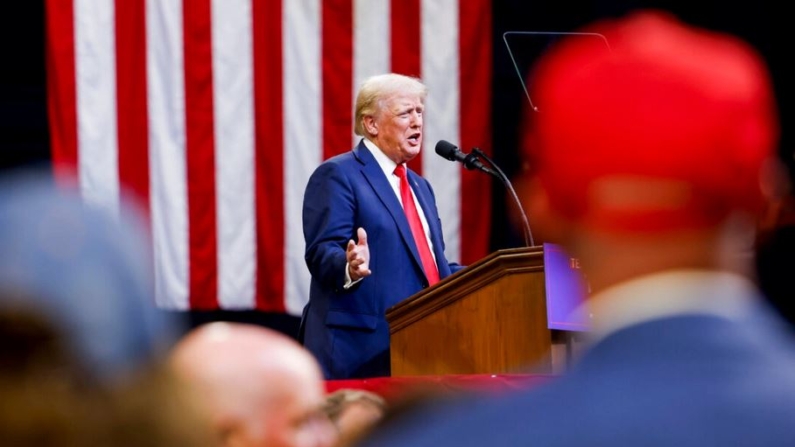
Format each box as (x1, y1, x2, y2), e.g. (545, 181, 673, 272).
(435, 140, 459, 161)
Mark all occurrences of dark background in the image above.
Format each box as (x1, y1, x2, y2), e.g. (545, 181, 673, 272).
(3, 1, 791, 337)
(488, 0, 792, 249)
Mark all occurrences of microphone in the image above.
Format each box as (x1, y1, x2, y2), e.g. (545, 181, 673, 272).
(435, 140, 494, 175)
(435, 139, 536, 247)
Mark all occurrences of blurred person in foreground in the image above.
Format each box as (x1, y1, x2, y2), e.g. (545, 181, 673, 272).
(359, 9, 795, 447)
(300, 73, 463, 379)
(170, 321, 338, 447)
(0, 172, 211, 446)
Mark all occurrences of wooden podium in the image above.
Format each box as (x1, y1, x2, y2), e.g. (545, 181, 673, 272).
(387, 245, 556, 376)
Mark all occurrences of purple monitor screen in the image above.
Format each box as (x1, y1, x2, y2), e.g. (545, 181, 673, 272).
(543, 243, 590, 331)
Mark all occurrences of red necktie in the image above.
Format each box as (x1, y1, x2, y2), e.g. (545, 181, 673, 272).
(394, 164, 440, 286)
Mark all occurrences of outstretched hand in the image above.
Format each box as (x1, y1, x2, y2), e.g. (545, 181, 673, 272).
(346, 227, 371, 281)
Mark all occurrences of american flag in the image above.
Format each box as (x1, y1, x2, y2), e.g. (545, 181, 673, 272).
(45, 0, 492, 315)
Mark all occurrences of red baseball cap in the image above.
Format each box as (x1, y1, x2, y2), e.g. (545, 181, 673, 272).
(523, 10, 779, 232)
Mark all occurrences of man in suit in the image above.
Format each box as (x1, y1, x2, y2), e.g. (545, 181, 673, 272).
(301, 73, 462, 379)
(359, 10, 795, 446)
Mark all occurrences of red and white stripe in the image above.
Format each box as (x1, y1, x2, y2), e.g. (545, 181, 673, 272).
(46, 0, 492, 314)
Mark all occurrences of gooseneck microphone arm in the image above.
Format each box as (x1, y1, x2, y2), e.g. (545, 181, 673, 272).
(434, 140, 535, 247)
(471, 148, 535, 248)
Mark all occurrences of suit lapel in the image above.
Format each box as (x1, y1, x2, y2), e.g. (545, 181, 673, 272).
(353, 141, 426, 274)
(409, 170, 449, 277)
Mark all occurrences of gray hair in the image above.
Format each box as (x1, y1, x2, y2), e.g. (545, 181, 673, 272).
(354, 73, 428, 136)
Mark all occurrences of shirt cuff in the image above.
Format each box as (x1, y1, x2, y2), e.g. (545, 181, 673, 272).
(343, 262, 363, 289)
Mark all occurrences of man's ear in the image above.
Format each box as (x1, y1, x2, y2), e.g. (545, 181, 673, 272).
(363, 115, 378, 136)
(755, 156, 793, 242)
(516, 174, 569, 245)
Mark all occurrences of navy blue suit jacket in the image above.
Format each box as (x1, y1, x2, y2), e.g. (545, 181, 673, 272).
(363, 301, 795, 446)
(301, 140, 462, 379)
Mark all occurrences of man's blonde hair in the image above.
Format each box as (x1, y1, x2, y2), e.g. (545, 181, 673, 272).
(354, 73, 427, 137)
(323, 388, 386, 422)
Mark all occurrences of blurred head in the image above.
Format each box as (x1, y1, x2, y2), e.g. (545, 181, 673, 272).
(521, 10, 778, 245)
(355, 73, 427, 164)
(0, 172, 183, 384)
(0, 172, 207, 447)
(170, 322, 338, 447)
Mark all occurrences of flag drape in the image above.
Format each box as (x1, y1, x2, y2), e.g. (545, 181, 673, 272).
(46, 0, 492, 314)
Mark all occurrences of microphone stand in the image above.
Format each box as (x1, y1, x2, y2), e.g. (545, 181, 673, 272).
(471, 148, 535, 248)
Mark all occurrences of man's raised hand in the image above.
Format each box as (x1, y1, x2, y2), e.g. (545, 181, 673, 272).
(346, 227, 371, 281)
